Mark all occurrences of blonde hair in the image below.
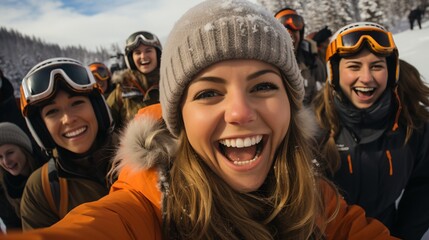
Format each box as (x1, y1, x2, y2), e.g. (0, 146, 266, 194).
(164, 75, 328, 239)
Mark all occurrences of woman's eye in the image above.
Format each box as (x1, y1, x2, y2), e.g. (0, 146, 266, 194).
(347, 65, 360, 70)
(72, 100, 85, 106)
(44, 108, 58, 117)
(371, 64, 385, 70)
(194, 90, 220, 100)
(252, 82, 279, 92)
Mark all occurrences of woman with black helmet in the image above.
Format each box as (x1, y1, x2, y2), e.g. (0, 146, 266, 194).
(106, 31, 162, 130)
(313, 22, 429, 239)
(18, 57, 118, 230)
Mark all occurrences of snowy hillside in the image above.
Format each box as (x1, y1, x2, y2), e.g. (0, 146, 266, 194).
(394, 20, 429, 84)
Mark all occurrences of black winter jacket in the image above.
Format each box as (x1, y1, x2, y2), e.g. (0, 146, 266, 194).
(331, 92, 429, 240)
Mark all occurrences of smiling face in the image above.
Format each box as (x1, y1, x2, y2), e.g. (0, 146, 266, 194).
(132, 44, 158, 74)
(41, 90, 99, 154)
(0, 144, 30, 176)
(181, 59, 291, 192)
(339, 49, 388, 109)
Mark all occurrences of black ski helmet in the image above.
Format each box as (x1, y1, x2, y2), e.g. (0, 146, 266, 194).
(124, 31, 162, 70)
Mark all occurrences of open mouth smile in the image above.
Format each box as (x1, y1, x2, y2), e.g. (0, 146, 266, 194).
(139, 60, 150, 65)
(219, 135, 263, 166)
(63, 126, 87, 138)
(353, 86, 376, 97)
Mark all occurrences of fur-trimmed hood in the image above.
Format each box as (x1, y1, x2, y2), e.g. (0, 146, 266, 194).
(110, 69, 136, 85)
(112, 114, 177, 176)
(111, 68, 160, 87)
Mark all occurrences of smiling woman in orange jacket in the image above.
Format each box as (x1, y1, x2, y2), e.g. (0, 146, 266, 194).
(2, 0, 397, 239)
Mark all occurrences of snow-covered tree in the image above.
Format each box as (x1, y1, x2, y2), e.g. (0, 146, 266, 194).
(0, 27, 111, 97)
(358, 0, 383, 23)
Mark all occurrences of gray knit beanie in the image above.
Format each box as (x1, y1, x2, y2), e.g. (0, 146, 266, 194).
(160, 0, 304, 137)
(0, 122, 33, 153)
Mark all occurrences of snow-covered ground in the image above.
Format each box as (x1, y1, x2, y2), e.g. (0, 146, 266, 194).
(394, 20, 429, 84)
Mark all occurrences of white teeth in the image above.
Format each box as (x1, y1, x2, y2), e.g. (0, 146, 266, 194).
(64, 127, 86, 138)
(219, 135, 262, 148)
(233, 155, 258, 166)
(354, 87, 374, 92)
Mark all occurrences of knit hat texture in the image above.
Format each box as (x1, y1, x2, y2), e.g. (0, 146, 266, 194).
(160, 0, 304, 137)
(0, 122, 32, 153)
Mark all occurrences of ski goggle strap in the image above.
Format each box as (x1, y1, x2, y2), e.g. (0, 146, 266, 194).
(89, 63, 110, 81)
(275, 9, 304, 31)
(326, 27, 396, 61)
(126, 32, 161, 50)
(20, 62, 98, 116)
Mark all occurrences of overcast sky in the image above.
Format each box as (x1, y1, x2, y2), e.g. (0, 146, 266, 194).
(0, 0, 257, 52)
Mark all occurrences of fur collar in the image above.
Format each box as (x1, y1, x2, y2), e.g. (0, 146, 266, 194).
(112, 115, 177, 173)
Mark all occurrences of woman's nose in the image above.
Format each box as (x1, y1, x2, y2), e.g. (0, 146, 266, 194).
(61, 111, 77, 124)
(359, 67, 374, 83)
(224, 93, 257, 125)
(138, 52, 146, 59)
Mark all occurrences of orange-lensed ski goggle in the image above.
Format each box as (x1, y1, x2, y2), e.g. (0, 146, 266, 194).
(326, 27, 396, 61)
(276, 14, 304, 31)
(89, 63, 110, 81)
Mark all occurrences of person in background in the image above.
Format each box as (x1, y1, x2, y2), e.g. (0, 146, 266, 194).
(0, 69, 28, 135)
(106, 31, 162, 130)
(312, 26, 333, 59)
(88, 62, 114, 98)
(311, 25, 332, 90)
(108, 53, 126, 75)
(0, 123, 43, 232)
(0, 1, 397, 239)
(312, 22, 429, 239)
(0, 69, 48, 164)
(408, 6, 424, 30)
(18, 57, 117, 230)
(0, 69, 49, 231)
(275, 7, 326, 105)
